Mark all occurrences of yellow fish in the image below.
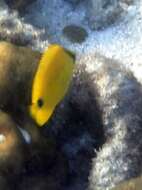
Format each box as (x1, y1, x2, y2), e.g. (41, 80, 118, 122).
(29, 44, 75, 126)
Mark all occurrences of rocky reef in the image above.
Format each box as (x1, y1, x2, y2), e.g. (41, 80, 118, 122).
(0, 0, 141, 190)
(84, 54, 142, 190)
(112, 176, 142, 190)
(4, 0, 35, 11)
(86, 0, 132, 30)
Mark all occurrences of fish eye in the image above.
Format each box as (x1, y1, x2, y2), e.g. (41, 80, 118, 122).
(37, 98, 44, 108)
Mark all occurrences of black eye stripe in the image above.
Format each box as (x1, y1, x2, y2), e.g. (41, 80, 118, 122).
(37, 99, 44, 108)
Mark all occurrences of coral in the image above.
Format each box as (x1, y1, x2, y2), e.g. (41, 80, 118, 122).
(80, 53, 142, 190)
(5, 0, 36, 11)
(112, 175, 142, 190)
(86, 0, 130, 30)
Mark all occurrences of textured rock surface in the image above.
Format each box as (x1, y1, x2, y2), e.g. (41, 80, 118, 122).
(0, 11, 43, 46)
(0, 176, 10, 190)
(86, 0, 128, 30)
(64, 0, 82, 5)
(112, 176, 142, 190)
(0, 41, 40, 122)
(19, 152, 68, 190)
(0, 111, 24, 190)
(5, 0, 36, 11)
(84, 53, 142, 190)
(0, 111, 24, 175)
(63, 0, 133, 30)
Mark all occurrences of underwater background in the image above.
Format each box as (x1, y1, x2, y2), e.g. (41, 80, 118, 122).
(0, 0, 142, 190)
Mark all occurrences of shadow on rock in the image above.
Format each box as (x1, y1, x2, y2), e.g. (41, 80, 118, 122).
(43, 64, 106, 190)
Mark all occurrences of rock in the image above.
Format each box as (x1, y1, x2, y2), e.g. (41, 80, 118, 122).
(46, 64, 105, 190)
(0, 11, 42, 46)
(121, 0, 133, 5)
(0, 41, 41, 123)
(0, 0, 7, 9)
(75, 53, 142, 190)
(0, 176, 10, 190)
(17, 129, 68, 190)
(19, 151, 68, 190)
(86, 0, 130, 30)
(63, 25, 88, 43)
(113, 176, 142, 190)
(5, 0, 36, 11)
(0, 111, 24, 176)
(0, 110, 65, 189)
(64, 0, 82, 5)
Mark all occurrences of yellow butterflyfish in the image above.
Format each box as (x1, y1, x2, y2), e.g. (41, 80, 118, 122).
(30, 44, 75, 126)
